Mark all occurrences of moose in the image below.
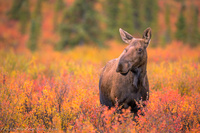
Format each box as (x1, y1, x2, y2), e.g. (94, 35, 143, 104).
(99, 28, 151, 113)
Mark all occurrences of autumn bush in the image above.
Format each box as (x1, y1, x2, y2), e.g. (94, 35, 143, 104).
(0, 42, 200, 132)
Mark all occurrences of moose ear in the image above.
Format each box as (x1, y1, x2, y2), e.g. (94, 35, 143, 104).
(119, 28, 133, 44)
(142, 27, 152, 47)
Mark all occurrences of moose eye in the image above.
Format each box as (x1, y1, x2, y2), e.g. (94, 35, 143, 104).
(138, 48, 143, 52)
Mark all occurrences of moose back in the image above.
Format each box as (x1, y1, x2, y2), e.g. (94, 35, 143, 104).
(99, 28, 151, 113)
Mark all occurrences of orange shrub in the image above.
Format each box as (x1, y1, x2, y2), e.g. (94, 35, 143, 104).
(0, 43, 200, 132)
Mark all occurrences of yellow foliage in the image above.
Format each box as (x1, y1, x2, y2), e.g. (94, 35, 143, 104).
(0, 42, 200, 132)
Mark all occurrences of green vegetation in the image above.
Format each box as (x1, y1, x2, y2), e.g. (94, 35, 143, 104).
(175, 4, 187, 42)
(164, 4, 172, 45)
(56, 0, 102, 50)
(5, 0, 200, 51)
(187, 4, 199, 47)
(27, 0, 42, 51)
(8, 0, 30, 34)
(103, 0, 120, 39)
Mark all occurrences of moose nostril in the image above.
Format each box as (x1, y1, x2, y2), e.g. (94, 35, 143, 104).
(116, 63, 123, 72)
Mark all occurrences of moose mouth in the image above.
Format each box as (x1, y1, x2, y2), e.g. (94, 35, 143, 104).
(116, 66, 130, 76)
(120, 70, 129, 75)
(116, 61, 133, 75)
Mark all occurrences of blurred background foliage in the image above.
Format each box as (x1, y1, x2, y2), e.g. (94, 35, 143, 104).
(0, 0, 200, 51)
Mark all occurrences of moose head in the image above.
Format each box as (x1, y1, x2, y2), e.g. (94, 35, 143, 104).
(116, 28, 152, 75)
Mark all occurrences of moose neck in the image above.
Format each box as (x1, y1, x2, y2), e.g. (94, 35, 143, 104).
(131, 60, 147, 89)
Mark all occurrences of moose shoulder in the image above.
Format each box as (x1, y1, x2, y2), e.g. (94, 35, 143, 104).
(99, 28, 151, 113)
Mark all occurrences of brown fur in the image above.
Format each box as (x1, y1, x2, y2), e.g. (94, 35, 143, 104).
(99, 28, 151, 113)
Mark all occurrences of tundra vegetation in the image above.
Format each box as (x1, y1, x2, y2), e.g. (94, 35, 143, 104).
(0, 0, 200, 132)
(1, 42, 200, 132)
